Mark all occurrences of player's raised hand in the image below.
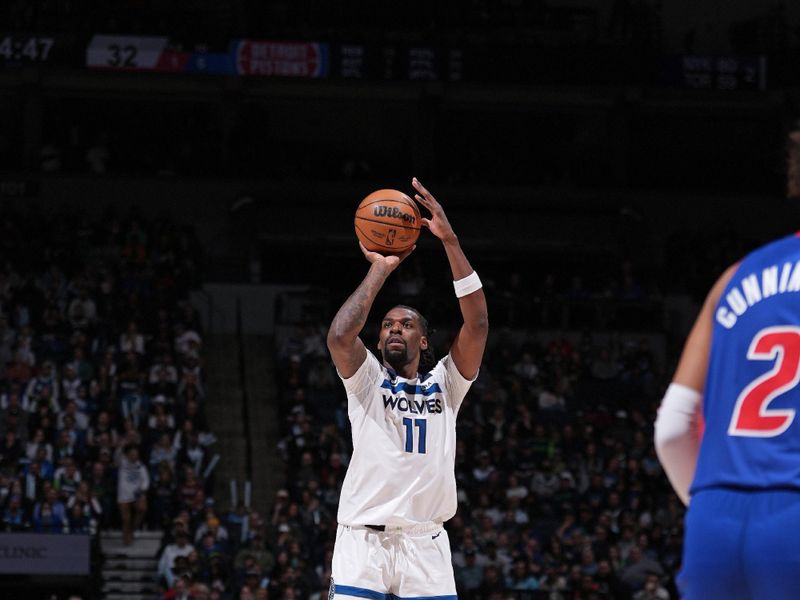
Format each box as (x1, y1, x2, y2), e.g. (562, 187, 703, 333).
(412, 177, 456, 243)
(359, 242, 415, 272)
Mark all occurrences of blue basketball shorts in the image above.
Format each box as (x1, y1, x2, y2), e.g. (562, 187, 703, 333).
(680, 488, 800, 600)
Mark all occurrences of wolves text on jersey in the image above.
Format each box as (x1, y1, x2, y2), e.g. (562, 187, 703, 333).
(382, 394, 443, 414)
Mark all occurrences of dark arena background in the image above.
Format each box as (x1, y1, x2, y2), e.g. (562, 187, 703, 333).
(0, 1, 798, 599)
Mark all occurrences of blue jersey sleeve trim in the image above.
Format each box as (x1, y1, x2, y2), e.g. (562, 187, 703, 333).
(334, 584, 457, 600)
(380, 380, 442, 396)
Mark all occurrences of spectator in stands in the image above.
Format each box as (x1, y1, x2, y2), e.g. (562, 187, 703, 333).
(195, 514, 229, 547)
(190, 582, 211, 600)
(175, 324, 202, 359)
(0, 430, 23, 471)
(159, 529, 196, 588)
(506, 559, 540, 594)
(149, 432, 178, 478)
(176, 429, 207, 476)
(55, 418, 83, 462)
(53, 455, 81, 500)
(478, 564, 505, 596)
(66, 499, 91, 533)
(69, 480, 102, 528)
(0, 315, 14, 368)
(32, 487, 67, 533)
(150, 461, 177, 530)
(57, 399, 89, 431)
(6, 349, 33, 385)
(117, 444, 149, 545)
(61, 363, 83, 405)
(177, 397, 205, 433)
(621, 545, 665, 592)
(234, 527, 274, 574)
(177, 367, 204, 402)
(2, 494, 27, 531)
(175, 462, 202, 506)
(67, 287, 96, 331)
(162, 573, 192, 600)
(456, 549, 484, 597)
(25, 360, 59, 409)
(633, 572, 671, 599)
(150, 353, 179, 389)
(70, 347, 95, 386)
(0, 401, 27, 442)
(96, 348, 118, 399)
(86, 410, 118, 449)
(119, 321, 145, 356)
(25, 381, 61, 417)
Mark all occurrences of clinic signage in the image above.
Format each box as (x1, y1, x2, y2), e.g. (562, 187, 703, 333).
(0, 533, 89, 575)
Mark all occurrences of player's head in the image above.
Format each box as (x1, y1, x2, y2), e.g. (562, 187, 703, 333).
(377, 305, 429, 372)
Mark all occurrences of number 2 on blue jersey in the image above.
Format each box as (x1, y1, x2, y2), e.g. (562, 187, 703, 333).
(729, 326, 800, 437)
(403, 417, 427, 453)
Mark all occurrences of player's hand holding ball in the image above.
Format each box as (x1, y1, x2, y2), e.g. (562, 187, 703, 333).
(354, 177, 454, 268)
(354, 184, 419, 272)
(358, 241, 414, 273)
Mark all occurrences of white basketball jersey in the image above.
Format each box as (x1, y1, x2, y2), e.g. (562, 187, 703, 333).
(336, 351, 475, 527)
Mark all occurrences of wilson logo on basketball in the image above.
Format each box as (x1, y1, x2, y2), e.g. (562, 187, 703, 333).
(373, 205, 417, 225)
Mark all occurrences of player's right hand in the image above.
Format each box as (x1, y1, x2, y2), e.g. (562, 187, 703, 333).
(359, 242, 415, 272)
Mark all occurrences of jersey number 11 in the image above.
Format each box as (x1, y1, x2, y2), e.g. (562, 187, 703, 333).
(403, 418, 427, 453)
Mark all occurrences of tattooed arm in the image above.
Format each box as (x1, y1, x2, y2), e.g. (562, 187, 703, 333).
(327, 243, 414, 378)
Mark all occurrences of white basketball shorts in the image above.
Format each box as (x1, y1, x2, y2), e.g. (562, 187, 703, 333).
(331, 522, 458, 599)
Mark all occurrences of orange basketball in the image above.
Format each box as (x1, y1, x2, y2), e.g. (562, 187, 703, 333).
(354, 189, 421, 254)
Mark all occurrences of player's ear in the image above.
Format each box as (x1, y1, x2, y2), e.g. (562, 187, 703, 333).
(420, 336, 428, 350)
(377, 329, 385, 351)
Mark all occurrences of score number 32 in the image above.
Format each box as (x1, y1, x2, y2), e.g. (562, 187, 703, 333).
(107, 44, 138, 68)
(729, 326, 800, 437)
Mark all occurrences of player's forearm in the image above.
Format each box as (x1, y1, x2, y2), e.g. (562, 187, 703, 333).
(654, 384, 702, 505)
(328, 263, 391, 345)
(442, 236, 489, 331)
(441, 234, 473, 280)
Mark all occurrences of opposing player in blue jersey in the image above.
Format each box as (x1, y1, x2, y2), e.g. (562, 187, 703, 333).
(655, 130, 800, 599)
(327, 178, 488, 599)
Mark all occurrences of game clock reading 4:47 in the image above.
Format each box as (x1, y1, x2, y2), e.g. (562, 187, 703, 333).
(0, 35, 54, 63)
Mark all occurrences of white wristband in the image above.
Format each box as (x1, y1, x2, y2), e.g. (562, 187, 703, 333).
(453, 271, 482, 298)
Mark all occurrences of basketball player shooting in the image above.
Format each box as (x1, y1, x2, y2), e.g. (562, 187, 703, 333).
(326, 177, 488, 599)
(655, 129, 800, 599)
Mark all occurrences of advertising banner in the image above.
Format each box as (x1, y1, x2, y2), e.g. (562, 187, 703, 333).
(0, 533, 89, 575)
(234, 40, 329, 77)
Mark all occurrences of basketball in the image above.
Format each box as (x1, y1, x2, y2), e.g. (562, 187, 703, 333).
(354, 189, 421, 254)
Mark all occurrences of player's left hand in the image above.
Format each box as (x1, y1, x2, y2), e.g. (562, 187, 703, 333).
(412, 177, 456, 243)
